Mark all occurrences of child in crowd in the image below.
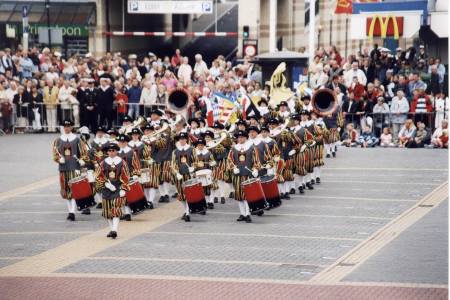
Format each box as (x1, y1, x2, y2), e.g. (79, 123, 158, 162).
(380, 127, 394, 147)
(357, 126, 379, 148)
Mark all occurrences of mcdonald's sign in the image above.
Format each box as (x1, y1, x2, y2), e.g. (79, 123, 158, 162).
(366, 15, 404, 39)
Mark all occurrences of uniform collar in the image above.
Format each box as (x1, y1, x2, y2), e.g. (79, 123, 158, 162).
(234, 140, 252, 151)
(262, 136, 273, 143)
(60, 132, 77, 142)
(94, 136, 108, 144)
(105, 156, 122, 165)
(177, 144, 190, 151)
(196, 148, 209, 155)
(250, 136, 262, 146)
(128, 140, 142, 147)
(119, 146, 131, 153)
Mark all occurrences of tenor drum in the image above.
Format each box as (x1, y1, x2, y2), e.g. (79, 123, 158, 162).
(126, 180, 147, 213)
(260, 175, 282, 208)
(241, 178, 267, 212)
(183, 179, 207, 213)
(68, 175, 96, 210)
(140, 168, 151, 184)
(195, 169, 212, 186)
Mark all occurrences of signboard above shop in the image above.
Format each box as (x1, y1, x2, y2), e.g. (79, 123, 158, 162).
(128, 0, 213, 14)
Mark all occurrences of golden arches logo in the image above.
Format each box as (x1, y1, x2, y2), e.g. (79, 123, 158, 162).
(367, 15, 401, 39)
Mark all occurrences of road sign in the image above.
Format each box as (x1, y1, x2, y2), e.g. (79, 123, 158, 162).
(243, 39, 258, 57)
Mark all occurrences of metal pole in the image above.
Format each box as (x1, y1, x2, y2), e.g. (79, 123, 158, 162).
(214, 0, 217, 33)
(122, 0, 125, 32)
(45, 0, 51, 49)
(269, 0, 277, 52)
(344, 16, 348, 59)
(308, 0, 315, 65)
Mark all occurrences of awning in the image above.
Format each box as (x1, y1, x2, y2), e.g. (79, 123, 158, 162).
(0, 1, 96, 26)
(430, 12, 448, 38)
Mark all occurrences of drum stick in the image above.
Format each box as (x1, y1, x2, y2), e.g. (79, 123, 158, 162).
(245, 166, 258, 178)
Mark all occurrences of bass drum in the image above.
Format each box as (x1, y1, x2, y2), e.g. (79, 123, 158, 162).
(260, 175, 281, 208)
(183, 178, 207, 213)
(126, 180, 147, 214)
(68, 175, 96, 210)
(241, 178, 267, 213)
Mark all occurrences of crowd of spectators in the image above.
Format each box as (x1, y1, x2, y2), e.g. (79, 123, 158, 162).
(0, 43, 447, 149)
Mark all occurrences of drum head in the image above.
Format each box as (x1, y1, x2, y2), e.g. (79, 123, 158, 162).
(195, 169, 212, 176)
(242, 177, 260, 185)
(68, 175, 87, 184)
(260, 175, 275, 183)
(184, 178, 200, 187)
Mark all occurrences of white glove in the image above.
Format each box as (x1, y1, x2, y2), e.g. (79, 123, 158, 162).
(337, 127, 341, 132)
(78, 159, 85, 167)
(273, 156, 280, 162)
(252, 169, 258, 178)
(210, 161, 217, 167)
(105, 181, 116, 192)
(288, 149, 296, 156)
(75, 170, 81, 176)
(176, 173, 183, 180)
(132, 175, 139, 181)
(119, 190, 126, 197)
(147, 158, 154, 164)
(267, 168, 275, 176)
(300, 144, 307, 153)
(233, 167, 240, 175)
(59, 157, 65, 164)
(149, 137, 156, 142)
(188, 167, 195, 173)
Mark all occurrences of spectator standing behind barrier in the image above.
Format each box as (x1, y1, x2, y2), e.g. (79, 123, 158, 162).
(434, 93, 448, 128)
(0, 83, 12, 132)
(140, 79, 157, 117)
(19, 51, 33, 80)
(398, 119, 416, 148)
(97, 78, 114, 128)
(13, 85, 31, 129)
(410, 90, 432, 126)
(43, 79, 59, 132)
(30, 85, 43, 131)
(178, 57, 192, 84)
(58, 80, 74, 124)
(390, 90, 409, 143)
(373, 97, 390, 137)
(114, 81, 128, 126)
(84, 79, 98, 131)
(342, 92, 359, 128)
(127, 78, 142, 120)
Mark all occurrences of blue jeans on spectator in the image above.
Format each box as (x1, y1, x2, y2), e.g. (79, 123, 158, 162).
(128, 103, 139, 120)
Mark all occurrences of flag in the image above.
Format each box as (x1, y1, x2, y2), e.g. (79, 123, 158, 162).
(335, 0, 352, 14)
(212, 93, 239, 124)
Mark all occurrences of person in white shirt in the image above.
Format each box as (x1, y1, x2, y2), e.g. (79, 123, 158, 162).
(58, 80, 75, 122)
(344, 62, 367, 87)
(390, 90, 410, 143)
(140, 79, 157, 116)
(194, 54, 208, 78)
(431, 119, 448, 148)
(434, 93, 448, 129)
(178, 57, 193, 84)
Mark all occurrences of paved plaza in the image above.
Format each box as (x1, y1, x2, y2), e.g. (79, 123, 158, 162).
(0, 134, 448, 299)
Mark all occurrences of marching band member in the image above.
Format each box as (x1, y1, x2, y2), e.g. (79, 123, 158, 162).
(227, 130, 261, 223)
(95, 143, 130, 239)
(323, 107, 342, 158)
(119, 115, 133, 135)
(52, 119, 91, 221)
(107, 128, 119, 143)
(270, 119, 296, 199)
(310, 111, 326, 184)
(117, 134, 142, 220)
(171, 132, 196, 222)
(150, 108, 173, 203)
(90, 126, 109, 208)
(291, 114, 307, 194)
(141, 124, 161, 208)
(193, 138, 216, 209)
(78, 126, 94, 215)
(278, 101, 291, 119)
(267, 118, 285, 197)
(299, 110, 315, 190)
(248, 126, 274, 178)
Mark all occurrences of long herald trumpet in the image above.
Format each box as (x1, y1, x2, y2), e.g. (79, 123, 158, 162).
(207, 131, 228, 150)
(142, 122, 169, 142)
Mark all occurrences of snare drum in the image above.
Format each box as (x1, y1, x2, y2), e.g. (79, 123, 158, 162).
(195, 169, 212, 187)
(140, 168, 151, 185)
(68, 175, 96, 210)
(241, 178, 267, 212)
(126, 180, 147, 213)
(260, 175, 282, 208)
(183, 179, 207, 213)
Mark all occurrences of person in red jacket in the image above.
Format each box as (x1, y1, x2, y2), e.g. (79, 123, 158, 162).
(114, 82, 128, 126)
(410, 89, 432, 126)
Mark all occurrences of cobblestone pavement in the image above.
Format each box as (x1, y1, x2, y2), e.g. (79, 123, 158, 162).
(0, 134, 447, 299)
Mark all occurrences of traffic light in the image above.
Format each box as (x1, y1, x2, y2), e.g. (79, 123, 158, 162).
(243, 25, 249, 39)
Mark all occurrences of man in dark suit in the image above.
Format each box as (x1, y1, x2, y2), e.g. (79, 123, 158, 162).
(342, 91, 359, 128)
(327, 74, 347, 95)
(97, 77, 114, 129)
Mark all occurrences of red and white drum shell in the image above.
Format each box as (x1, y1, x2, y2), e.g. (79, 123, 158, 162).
(69, 175, 92, 200)
(126, 180, 145, 204)
(241, 178, 265, 204)
(260, 175, 282, 208)
(183, 179, 205, 204)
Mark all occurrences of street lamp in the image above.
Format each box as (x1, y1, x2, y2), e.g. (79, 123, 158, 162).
(45, 0, 51, 48)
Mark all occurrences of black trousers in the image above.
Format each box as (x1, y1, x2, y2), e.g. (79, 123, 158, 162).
(99, 109, 113, 129)
(86, 110, 98, 131)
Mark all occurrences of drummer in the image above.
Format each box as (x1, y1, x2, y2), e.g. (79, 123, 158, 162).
(51, 119, 90, 221)
(95, 143, 130, 239)
(90, 126, 109, 208)
(193, 137, 217, 209)
(227, 130, 261, 223)
(260, 125, 283, 206)
(171, 132, 196, 222)
(248, 126, 274, 178)
(117, 134, 143, 220)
